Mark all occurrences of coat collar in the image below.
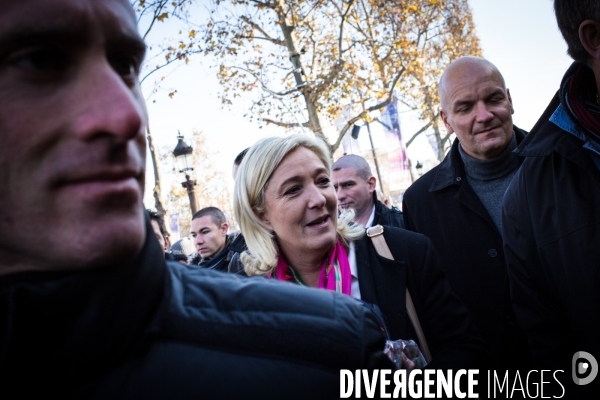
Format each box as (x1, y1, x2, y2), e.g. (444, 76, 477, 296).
(514, 92, 600, 182)
(429, 126, 527, 193)
(0, 215, 168, 382)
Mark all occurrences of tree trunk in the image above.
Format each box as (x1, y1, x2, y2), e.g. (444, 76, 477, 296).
(276, 0, 328, 144)
(147, 121, 167, 215)
(432, 120, 446, 163)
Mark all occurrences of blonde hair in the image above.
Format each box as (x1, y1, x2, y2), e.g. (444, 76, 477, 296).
(233, 134, 364, 276)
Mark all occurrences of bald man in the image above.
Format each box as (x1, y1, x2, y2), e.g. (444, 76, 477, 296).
(402, 57, 531, 370)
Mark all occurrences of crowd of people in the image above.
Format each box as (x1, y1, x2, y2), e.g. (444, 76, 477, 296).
(1, 0, 599, 398)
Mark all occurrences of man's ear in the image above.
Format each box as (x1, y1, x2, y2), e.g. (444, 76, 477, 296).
(507, 88, 514, 114)
(221, 222, 229, 235)
(580, 20, 600, 60)
(367, 176, 377, 192)
(164, 236, 171, 251)
(440, 109, 454, 134)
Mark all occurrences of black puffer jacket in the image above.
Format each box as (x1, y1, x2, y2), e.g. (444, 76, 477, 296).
(0, 219, 392, 399)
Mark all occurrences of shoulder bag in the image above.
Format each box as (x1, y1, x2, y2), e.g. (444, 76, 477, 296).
(366, 224, 432, 363)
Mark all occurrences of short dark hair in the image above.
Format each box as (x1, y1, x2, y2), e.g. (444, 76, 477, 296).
(233, 148, 249, 167)
(147, 209, 169, 237)
(554, 0, 600, 62)
(192, 207, 227, 227)
(332, 154, 373, 181)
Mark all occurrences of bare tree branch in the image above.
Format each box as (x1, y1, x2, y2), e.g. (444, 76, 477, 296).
(297, 0, 325, 26)
(240, 16, 285, 46)
(198, 0, 481, 156)
(229, 66, 299, 97)
(330, 66, 405, 152)
(262, 118, 310, 128)
(141, 0, 169, 40)
(405, 119, 434, 148)
(338, 0, 355, 59)
(140, 48, 202, 84)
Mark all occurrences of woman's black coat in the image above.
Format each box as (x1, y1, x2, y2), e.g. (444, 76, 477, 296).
(355, 226, 488, 370)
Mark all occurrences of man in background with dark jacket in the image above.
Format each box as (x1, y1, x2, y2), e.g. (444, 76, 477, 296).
(148, 209, 173, 259)
(402, 57, 531, 370)
(189, 206, 235, 270)
(503, 1, 600, 396)
(0, 0, 392, 397)
(332, 154, 404, 228)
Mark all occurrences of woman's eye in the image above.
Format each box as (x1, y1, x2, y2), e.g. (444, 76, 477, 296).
(318, 177, 331, 185)
(284, 186, 300, 196)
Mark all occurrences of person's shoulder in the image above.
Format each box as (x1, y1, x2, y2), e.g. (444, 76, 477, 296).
(404, 162, 442, 200)
(376, 199, 403, 224)
(228, 231, 247, 252)
(373, 224, 431, 255)
(386, 203, 402, 216)
(163, 262, 392, 370)
(166, 261, 342, 314)
(380, 224, 428, 242)
(166, 261, 383, 337)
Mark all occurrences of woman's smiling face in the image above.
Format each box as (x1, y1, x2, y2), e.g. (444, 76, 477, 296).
(261, 147, 338, 263)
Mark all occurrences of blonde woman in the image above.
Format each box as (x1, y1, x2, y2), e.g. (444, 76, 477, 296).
(234, 134, 487, 370)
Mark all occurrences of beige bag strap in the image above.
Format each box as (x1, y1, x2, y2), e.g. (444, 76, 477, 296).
(366, 225, 433, 363)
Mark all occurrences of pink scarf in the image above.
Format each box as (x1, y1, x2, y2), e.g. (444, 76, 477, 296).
(270, 241, 352, 295)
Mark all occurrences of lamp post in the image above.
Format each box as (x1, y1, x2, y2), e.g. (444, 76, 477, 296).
(415, 160, 424, 177)
(172, 132, 198, 215)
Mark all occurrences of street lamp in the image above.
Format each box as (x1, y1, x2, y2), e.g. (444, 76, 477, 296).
(172, 132, 198, 215)
(415, 160, 424, 177)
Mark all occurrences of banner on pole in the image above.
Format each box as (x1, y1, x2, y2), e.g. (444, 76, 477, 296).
(334, 105, 362, 155)
(380, 96, 411, 192)
(169, 213, 181, 242)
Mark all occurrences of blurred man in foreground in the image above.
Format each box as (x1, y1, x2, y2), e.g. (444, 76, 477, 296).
(0, 0, 391, 397)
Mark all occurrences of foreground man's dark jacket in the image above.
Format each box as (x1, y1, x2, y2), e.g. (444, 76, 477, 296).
(0, 219, 392, 399)
(503, 90, 600, 398)
(402, 128, 531, 370)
